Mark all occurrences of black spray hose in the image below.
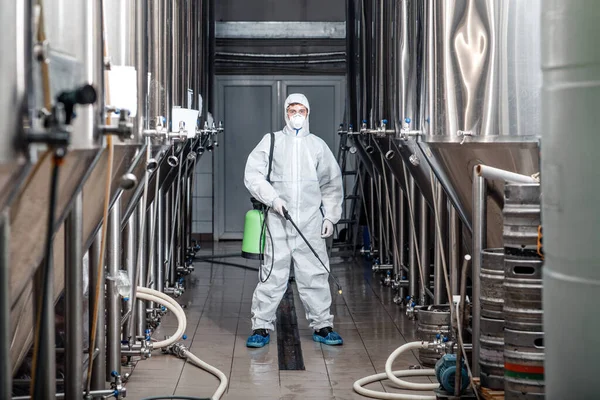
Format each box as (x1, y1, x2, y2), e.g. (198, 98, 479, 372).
(281, 207, 343, 294)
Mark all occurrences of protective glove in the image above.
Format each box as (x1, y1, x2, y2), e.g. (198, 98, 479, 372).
(272, 198, 287, 218)
(321, 219, 334, 238)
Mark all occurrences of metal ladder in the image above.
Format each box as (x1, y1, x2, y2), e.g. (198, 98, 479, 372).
(330, 124, 362, 258)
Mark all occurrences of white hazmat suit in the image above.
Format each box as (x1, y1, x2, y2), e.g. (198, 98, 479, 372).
(244, 93, 344, 332)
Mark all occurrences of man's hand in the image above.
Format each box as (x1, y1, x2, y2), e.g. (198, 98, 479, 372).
(272, 198, 287, 218)
(321, 219, 334, 238)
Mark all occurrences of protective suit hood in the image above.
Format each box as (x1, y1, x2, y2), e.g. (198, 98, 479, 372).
(284, 93, 310, 137)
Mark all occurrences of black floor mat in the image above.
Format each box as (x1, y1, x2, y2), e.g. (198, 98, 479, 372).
(275, 284, 305, 371)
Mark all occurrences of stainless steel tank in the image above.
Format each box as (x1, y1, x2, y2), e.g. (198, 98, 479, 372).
(419, 0, 542, 248)
(7, 0, 209, 376)
(42, 0, 103, 150)
(0, 0, 30, 211)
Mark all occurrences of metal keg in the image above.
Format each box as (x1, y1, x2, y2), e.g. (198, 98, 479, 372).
(503, 257, 543, 332)
(416, 305, 451, 367)
(480, 316, 504, 390)
(504, 329, 545, 399)
(503, 183, 541, 257)
(481, 249, 504, 319)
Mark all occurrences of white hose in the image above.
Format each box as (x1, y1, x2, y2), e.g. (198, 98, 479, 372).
(353, 370, 436, 400)
(135, 292, 186, 349)
(137, 286, 187, 340)
(353, 341, 437, 400)
(185, 350, 229, 400)
(136, 286, 229, 400)
(384, 342, 438, 391)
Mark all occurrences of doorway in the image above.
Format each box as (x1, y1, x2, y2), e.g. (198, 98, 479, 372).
(214, 75, 346, 240)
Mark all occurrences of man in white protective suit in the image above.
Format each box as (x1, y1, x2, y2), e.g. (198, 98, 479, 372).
(243, 93, 344, 348)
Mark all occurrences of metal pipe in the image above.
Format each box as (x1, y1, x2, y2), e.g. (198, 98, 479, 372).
(419, 194, 430, 305)
(449, 204, 460, 295)
(376, 176, 386, 264)
(65, 193, 83, 399)
(184, 0, 192, 106)
(134, 0, 148, 139)
(408, 176, 418, 299)
(399, 187, 406, 270)
(542, 2, 600, 397)
(190, 0, 199, 110)
(89, 234, 106, 392)
(472, 171, 486, 377)
(150, 0, 162, 120)
(156, 187, 165, 293)
(434, 183, 448, 303)
(164, 0, 172, 123)
(70, 0, 102, 149)
(391, 178, 400, 277)
(171, 0, 181, 107)
(179, 172, 188, 268)
(170, 186, 177, 283)
(206, 0, 215, 115)
(106, 201, 121, 379)
(128, 143, 152, 338)
(216, 51, 348, 58)
(456, 255, 471, 396)
(136, 202, 147, 336)
(146, 201, 156, 298)
(164, 186, 172, 285)
(123, 211, 137, 340)
(186, 170, 193, 251)
(384, 174, 391, 264)
(370, 176, 376, 258)
(0, 211, 11, 399)
(475, 164, 537, 184)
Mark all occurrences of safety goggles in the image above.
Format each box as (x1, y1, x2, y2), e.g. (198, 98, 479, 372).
(286, 108, 308, 116)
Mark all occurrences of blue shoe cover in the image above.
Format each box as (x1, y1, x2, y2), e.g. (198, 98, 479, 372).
(246, 331, 270, 348)
(313, 328, 343, 346)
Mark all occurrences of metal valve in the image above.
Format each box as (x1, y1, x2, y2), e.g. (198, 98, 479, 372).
(109, 371, 126, 399)
(406, 296, 417, 320)
(101, 108, 134, 141)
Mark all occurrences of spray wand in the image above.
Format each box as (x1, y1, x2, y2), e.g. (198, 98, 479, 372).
(281, 207, 343, 295)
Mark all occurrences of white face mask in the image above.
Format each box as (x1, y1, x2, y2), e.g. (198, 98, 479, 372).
(290, 114, 306, 129)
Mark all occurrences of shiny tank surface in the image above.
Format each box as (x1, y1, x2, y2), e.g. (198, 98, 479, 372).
(421, 0, 542, 247)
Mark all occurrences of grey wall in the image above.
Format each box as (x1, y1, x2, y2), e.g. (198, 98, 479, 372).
(215, 0, 346, 22)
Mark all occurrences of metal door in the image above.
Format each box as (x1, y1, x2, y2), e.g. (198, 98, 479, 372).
(214, 76, 346, 240)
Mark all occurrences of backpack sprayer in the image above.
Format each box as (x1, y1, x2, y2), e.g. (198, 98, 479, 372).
(241, 133, 274, 265)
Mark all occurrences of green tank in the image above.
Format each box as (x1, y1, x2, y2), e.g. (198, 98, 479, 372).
(241, 209, 266, 260)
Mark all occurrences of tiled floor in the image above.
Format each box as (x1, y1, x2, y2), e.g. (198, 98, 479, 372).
(124, 242, 434, 400)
